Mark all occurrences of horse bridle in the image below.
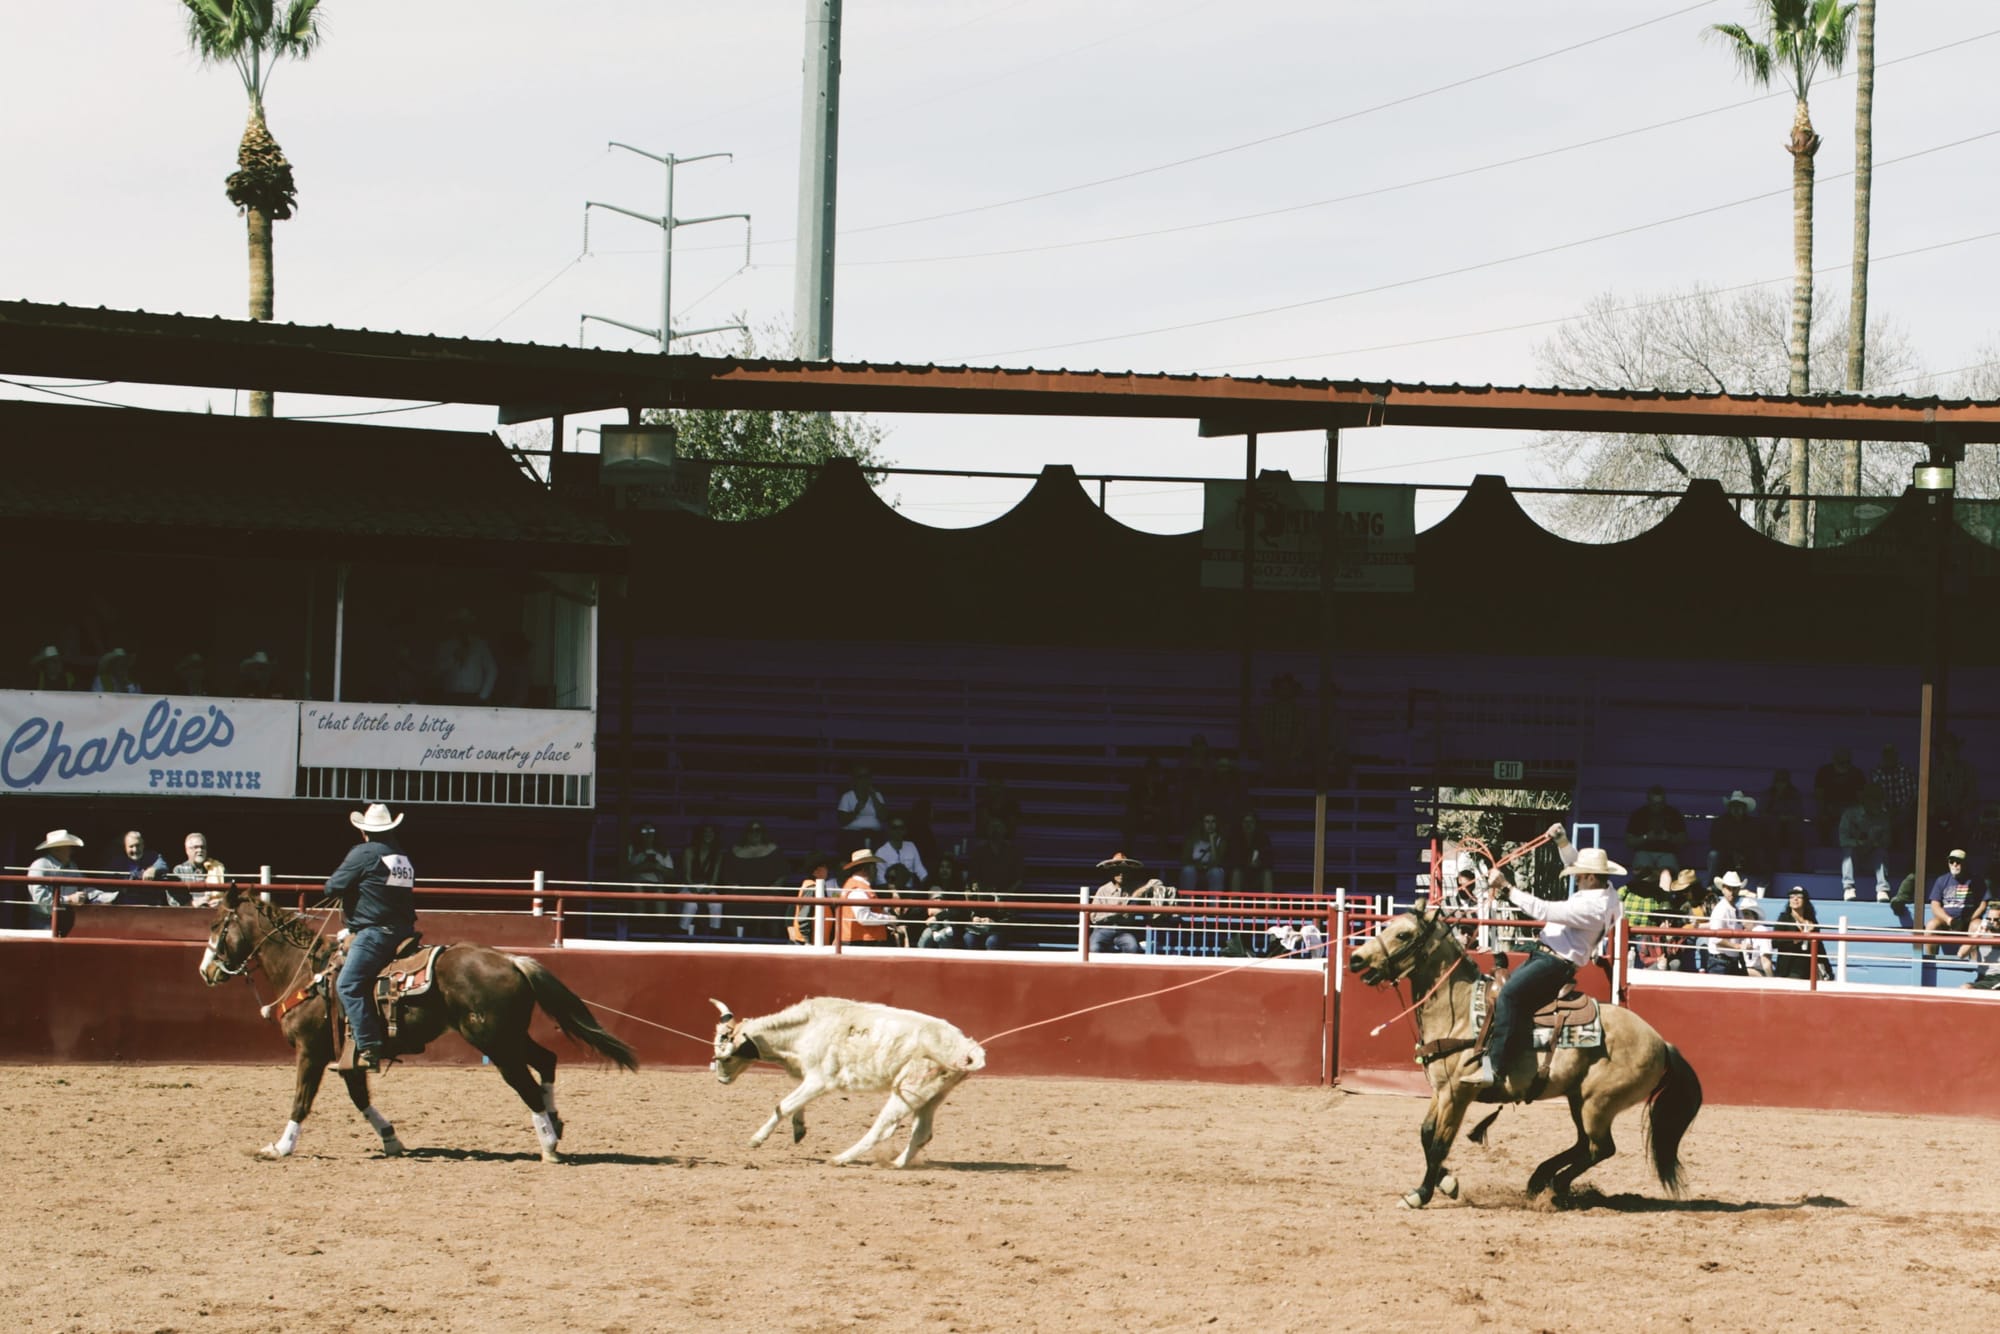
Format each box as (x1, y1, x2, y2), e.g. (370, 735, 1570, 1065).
(1369, 907, 1445, 981)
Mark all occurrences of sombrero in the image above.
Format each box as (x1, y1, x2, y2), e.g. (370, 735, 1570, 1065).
(1096, 852, 1145, 871)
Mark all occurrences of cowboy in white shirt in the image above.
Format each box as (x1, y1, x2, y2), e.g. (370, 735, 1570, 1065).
(874, 816, 928, 888)
(1463, 824, 1624, 1090)
(1703, 872, 1747, 975)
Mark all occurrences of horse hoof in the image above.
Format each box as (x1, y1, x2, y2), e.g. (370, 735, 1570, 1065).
(257, 1144, 289, 1161)
(1438, 1173, 1460, 1200)
(380, 1137, 406, 1158)
(541, 1147, 563, 1164)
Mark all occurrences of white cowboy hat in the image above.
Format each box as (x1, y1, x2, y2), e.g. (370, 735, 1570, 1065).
(29, 645, 60, 667)
(37, 829, 84, 851)
(1723, 789, 1757, 813)
(1558, 847, 1625, 878)
(843, 848, 883, 872)
(349, 803, 404, 833)
(1715, 870, 1745, 890)
(240, 650, 273, 670)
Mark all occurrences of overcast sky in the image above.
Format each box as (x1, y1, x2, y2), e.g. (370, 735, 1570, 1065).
(4, 1, 1996, 530)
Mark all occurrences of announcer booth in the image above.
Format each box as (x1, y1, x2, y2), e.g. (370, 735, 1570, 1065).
(0, 398, 624, 900)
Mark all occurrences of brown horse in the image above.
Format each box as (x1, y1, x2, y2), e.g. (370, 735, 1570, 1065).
(198, 886, 637, 1162)
(1348, 905, 1701, 1208)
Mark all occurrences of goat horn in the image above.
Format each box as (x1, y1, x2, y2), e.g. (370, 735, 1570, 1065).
(709, 998, 733, 1020)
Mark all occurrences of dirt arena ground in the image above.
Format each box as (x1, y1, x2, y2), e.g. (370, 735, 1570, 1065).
(2, 1062, 1994, 1333)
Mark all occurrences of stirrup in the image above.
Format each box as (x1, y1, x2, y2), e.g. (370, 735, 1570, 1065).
(355, 1047, 384, 1073)
(1459, 1055, 1496, 1088)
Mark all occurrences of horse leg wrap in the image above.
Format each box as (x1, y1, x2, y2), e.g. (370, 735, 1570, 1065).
(264, 1120, 303, 1158)
(532, 1110, 559, 1157)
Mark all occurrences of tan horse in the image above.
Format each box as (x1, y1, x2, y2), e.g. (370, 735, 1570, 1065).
(1348, 905, 1702, 1208)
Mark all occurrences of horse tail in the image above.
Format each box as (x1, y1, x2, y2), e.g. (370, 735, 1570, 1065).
(1644, 1043, 1702, 1197)
(1465, 1107, 1504, 1146)
(510, 957, 639, 1071)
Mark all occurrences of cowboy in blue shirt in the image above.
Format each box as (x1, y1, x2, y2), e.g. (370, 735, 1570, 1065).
(325, 804, 418, 1072)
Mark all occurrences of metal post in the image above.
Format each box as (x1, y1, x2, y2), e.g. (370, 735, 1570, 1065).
(1313, 429, 1342, 900)
(532, 869, 545, 917)
(795, 0, 842, 358)
(1238, 433, 1257, 752)
(332, 564, 348, 702)
(259, 864, 272, 904)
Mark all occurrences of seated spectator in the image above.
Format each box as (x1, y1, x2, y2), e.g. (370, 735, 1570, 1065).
(917, 856, 967, 949)
(1088, 852, 1148, 955)
(973, 775, 1021, 841)
(1839, 784, 1892, 902)
(109, 830, 171, 906)
(1122, 756, 1178, 854)
(624, 820, 675, 938)
(1958, 898, 2000, 974)
(27, 645, 76, 691)
(875, 817, 928, 889)
(788, 853, 840, 945)
(171, 653, 210, 697)
(1619, 867, 1671, 970)
(432, 609, 497, 704)
(879, 863, 916, 946)
(728, 821, 789, 941)
(1772, 885, 1824, 981)
(28, 830, 113, 923)
(1706, 789, 1766, 891)
(835, 764, 890, 857)
(1228, 812, 1275, 894)
(966, 816, 1024, 900)
(1926, 848, 1983, 952)
(92, 648, 140, 694)
(171, 831, 226, 907)
(1739, 906, 1775, 977)
(837, 849, 897, 947)
(1179, 812, 1227, 894)
(1813, 747, 1866, 848)
(237, 651, 286, 700)
(1660, 868, 1706, 971)
(1761, 768, 1807, 873)
(1624, 786, 1686, 878)
(680, 822, 726, 938)
(959, 880, 1010, 951)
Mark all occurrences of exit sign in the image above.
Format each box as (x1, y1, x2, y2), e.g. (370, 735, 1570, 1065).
(1492, 760, 1525, 781)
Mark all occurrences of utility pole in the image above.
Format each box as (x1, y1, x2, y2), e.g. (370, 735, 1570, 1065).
(794, 0, 841, 360)
(582, 144, 751, 350)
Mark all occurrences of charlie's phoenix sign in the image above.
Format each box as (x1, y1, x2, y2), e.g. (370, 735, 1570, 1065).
(0, 693, 299, 796)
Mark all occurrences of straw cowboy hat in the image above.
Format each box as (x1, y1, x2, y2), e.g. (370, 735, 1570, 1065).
(349, 803, 404, 833)
(29, 645, 60, 667)
(1723, 789, 1758, 813)
(240, 650, 273, 671)
(1558, 847, 1626, 878)
(843, 848, 883, 873)
(37, 829, 85, 852)
(1096, 852, 1145, 872)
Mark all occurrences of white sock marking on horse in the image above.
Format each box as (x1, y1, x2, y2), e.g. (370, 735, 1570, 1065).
(532, 1110, 558, 1153)
(265, 1120, 302, 1157)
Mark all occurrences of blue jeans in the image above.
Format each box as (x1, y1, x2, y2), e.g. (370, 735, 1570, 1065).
(1090, 926, 1142, 954)
(1484, 950, 1576, 1074)
(337, 925, 403, 1053)
(1841, 848, 1889, 895)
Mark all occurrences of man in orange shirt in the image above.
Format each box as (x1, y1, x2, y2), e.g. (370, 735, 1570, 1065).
(839, 848, 897, 946)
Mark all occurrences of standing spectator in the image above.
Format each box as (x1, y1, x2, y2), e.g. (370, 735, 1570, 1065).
(1872, 744, 1918, 852)
(1772, 886, 1824, 981)
(837, 849, 896, 947)
(966, 816, 1025, 900)
(728, 820, 788, 941)
(1087, 852, 1147, 955)
(236, 651, 286, 700)
(432, 609, 497, 704)
(109, 830, 171, 906)
(92, 648, 140, 694)
(1179, 812, 1227, 894)
(1228, 812, 1275, 893)
(1123, 756, 1178, 855)
(1624, 786, 1687, 879)
(171, 831, 226, 907)
(787, 853, 840, 946)
(1839, 784, 1892, 902)
(1703, 877, 1746, 976)
(1926, 849, 1984, 953)
(1255, 672, 1312, 783)
(171, 653, 209, 697)
(1761, 768, 1808, 874)
(1706, 789, 1766, 892)
(834, 765, 890, 860)
(680, 822, 726, 938)
(875, 817, 929, 890)
(623, 820, 675, 938)
(28, 830, 111, 924)
(27, 645, 75, 691)
(973, 775, 1021, 841)
(1812, 747, 1866, 848)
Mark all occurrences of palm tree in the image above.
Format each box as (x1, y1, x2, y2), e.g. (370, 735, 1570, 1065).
(1843, 0, 1876, 496)
(183, 0, 325, 417)
(1709, 0, 1856, 545)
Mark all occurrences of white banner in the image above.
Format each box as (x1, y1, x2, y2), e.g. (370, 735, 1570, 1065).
(1201, 473, 1415, 593)
(0, 691, 299, 797)
(299, 703, 596, 776)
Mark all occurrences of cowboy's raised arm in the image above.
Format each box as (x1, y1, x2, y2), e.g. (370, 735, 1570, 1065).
(1546, 822, 1575, 867)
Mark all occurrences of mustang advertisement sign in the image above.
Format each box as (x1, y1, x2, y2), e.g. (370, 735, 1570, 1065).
(299, 703, 595, 776)
(0, 692, 299, 797)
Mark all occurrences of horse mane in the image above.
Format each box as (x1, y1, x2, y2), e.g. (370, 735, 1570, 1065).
(252, 897, 334, 963)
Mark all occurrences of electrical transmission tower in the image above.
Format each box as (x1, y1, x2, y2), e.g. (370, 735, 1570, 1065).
(581, 144, 751, 351)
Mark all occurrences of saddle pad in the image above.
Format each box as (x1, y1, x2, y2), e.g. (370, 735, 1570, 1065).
(1469, 982, 1605, 1052)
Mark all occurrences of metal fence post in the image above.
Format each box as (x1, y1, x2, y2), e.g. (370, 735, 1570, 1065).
(532, 870, 545, 917)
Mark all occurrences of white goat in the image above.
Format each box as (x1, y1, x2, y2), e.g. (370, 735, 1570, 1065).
(709, 996, 986, 1167)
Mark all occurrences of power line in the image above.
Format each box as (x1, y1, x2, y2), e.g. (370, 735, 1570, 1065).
(972, 125, 2000, 361)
